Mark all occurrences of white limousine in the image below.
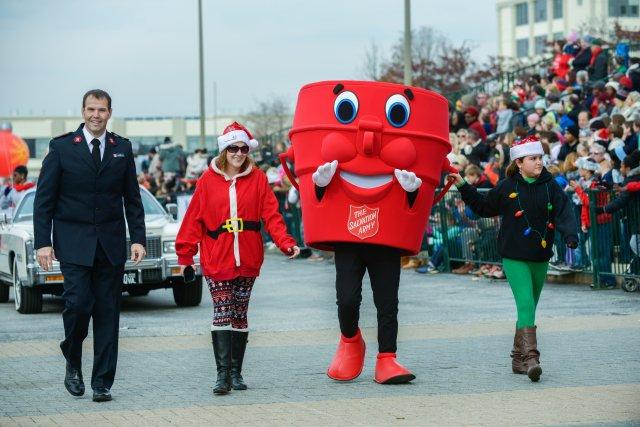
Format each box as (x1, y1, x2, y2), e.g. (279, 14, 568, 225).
(0, 187, 202, 314)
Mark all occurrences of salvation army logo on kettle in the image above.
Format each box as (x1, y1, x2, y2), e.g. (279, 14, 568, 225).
(347, 205, 379, 240)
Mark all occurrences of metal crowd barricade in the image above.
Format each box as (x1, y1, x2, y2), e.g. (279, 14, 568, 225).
(434, 188, 502, 273)
(586, 188, 640, 290)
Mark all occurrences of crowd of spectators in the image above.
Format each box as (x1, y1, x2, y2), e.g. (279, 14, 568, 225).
(135, 35, 640, 276)
(416, 35, 640, 281)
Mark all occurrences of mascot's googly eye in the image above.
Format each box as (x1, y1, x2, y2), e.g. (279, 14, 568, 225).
(385, 94, 410, 127)
(334, 91, 358, 124)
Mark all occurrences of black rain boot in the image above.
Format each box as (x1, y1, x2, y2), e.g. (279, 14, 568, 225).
(231, 331, 249, 390)
(211, 331, 232, 395)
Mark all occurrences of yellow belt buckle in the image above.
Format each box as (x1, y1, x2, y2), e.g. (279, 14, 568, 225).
(223, 217, 243, 233)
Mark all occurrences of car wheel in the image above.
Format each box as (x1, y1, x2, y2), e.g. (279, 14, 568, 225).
(0, 281, 9, 303)
(622, 278, 639, 293)
(14, 259, 42, 314)
(127, 288, 150, 297)
(172, 276, 203, 307)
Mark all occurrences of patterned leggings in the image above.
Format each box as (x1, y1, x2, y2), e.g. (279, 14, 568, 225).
(205, 276, 256, 331)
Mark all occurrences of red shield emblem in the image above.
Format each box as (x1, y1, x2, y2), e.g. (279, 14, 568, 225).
(347, 205, 379, 240)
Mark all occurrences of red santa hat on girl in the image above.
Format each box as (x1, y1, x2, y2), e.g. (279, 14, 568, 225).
(217, 121, 259, 153)
(510, 135, 544, 160)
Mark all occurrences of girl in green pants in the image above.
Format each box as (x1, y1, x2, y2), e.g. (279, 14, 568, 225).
(449, 135, 578, 382)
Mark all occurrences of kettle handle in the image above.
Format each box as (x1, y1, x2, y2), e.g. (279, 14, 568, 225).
(433, 162, 458, 205)
(279, 148, 299, 191)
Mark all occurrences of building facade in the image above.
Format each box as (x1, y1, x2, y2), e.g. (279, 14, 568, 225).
(497, 0, 640, 58)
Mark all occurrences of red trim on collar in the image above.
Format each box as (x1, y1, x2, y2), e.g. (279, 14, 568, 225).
(13, 182, 35, 192)
(73, 136, 82, 144)
(108, 137, 116, 145)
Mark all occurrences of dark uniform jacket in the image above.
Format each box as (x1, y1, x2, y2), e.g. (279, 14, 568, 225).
(34, 124, 146, 266)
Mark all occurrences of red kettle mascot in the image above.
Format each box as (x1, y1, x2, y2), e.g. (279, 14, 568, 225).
(280, 81, 454, 384)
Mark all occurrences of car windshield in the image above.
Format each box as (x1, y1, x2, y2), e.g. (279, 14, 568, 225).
(13, 189, 166, 222)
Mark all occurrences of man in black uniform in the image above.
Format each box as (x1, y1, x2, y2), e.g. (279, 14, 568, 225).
(34, 89, 146, 402)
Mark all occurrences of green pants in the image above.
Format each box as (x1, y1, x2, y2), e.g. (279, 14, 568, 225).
(502, 258, 549, 328)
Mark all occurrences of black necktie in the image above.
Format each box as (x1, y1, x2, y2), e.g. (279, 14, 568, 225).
(91, 139, 101, 169)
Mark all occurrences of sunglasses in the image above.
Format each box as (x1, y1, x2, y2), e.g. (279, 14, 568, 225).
(227, 145, 249, 154)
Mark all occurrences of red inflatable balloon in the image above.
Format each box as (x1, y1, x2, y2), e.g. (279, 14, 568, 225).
(281, 80, 455, 255)
(0, 129, 29, 178)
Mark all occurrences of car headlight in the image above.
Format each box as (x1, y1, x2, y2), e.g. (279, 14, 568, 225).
(163, 240, 176, 253)
(25, 240, 35, 264)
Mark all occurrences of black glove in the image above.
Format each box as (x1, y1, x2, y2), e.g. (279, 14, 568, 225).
(566, 237, 578, 249)
(3, 186, 11, 196)
(595, 206, 604, 215)
(183, 265, 195, 283)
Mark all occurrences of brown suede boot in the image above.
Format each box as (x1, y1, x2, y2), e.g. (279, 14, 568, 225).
(510, 328, 526, 374)
(453, 262, 474, 274)
(521, 326, 542, 382)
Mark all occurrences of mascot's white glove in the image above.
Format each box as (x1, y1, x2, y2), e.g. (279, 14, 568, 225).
(312, 160, 338, 188)
(395, 169, 422, 193)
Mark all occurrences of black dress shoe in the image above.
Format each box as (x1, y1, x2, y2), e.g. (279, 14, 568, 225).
(64, 363, 85, 396)
(92, 388, 112, 402)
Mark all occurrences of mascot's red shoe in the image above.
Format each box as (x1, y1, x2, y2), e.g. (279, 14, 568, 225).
(326, 329, 366, 381)
(374, 353, 415, 384)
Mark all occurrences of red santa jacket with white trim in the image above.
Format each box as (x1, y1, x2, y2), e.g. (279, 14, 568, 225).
(176, 159, 297, 281)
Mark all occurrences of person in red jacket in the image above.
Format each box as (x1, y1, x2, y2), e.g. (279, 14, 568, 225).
(569, 157, 615, 287)
(464, 107, 487, 141)
(176, 122, 300, 396)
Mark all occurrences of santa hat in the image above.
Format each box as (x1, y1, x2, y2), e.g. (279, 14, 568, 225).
(510, 135, 544, 161)
(593, 128, 610, 142)
(217, 121, 259, 153)
(619, 76, 633, 90)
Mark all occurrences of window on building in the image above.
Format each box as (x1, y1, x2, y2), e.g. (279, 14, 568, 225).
(186, 136, 216, 154)
(535, 35, 547, 55)
(553, 0, 563, 18)
(609, 0, 640, 17)
(516, 38, 530, 58)
(577, 0, 583, 5)
(35, 138, 50, 158)
(516, 2, 528, 25)
(553, 32, 564, 41)
(534, 0, 547, 21)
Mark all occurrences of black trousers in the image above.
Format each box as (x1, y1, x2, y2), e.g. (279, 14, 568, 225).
(59, 241, 124, 390)
(334, 243, 401, 353)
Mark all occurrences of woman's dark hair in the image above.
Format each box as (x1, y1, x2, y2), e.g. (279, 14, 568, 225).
(623, 150, 640, 170)
(216, 148, 254, 172)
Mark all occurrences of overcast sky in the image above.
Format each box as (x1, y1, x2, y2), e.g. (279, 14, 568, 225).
(0, 0, 497, 118)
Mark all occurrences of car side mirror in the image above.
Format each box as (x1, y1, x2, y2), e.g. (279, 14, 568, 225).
(166, 203, 178, 220)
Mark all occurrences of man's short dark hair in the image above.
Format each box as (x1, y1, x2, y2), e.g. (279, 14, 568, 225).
(82, 89, 112, 110)
(14, 165, 28, 177)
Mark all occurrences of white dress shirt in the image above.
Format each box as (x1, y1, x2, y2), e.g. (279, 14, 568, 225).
(82, 127, 106, 160)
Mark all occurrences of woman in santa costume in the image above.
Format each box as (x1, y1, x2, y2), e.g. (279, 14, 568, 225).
(176, 122, 300, 395)
(448, 135, 578, 382)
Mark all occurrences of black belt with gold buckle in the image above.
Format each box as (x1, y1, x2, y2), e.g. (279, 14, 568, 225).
(206, 218, 261, 240)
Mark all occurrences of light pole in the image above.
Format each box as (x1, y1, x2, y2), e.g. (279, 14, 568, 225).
(403, 0, 412, 86)
(197, 0, 206, 147)
(213, 81, 217, 144)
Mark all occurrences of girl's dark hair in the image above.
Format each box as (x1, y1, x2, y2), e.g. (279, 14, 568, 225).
(505, 160, 519, 177)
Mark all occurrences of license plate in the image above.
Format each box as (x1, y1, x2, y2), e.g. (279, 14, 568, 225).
(123, 272, 138, 285)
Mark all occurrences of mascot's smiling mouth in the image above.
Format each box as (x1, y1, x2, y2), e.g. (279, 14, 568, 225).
(339, 171, 393, 189)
